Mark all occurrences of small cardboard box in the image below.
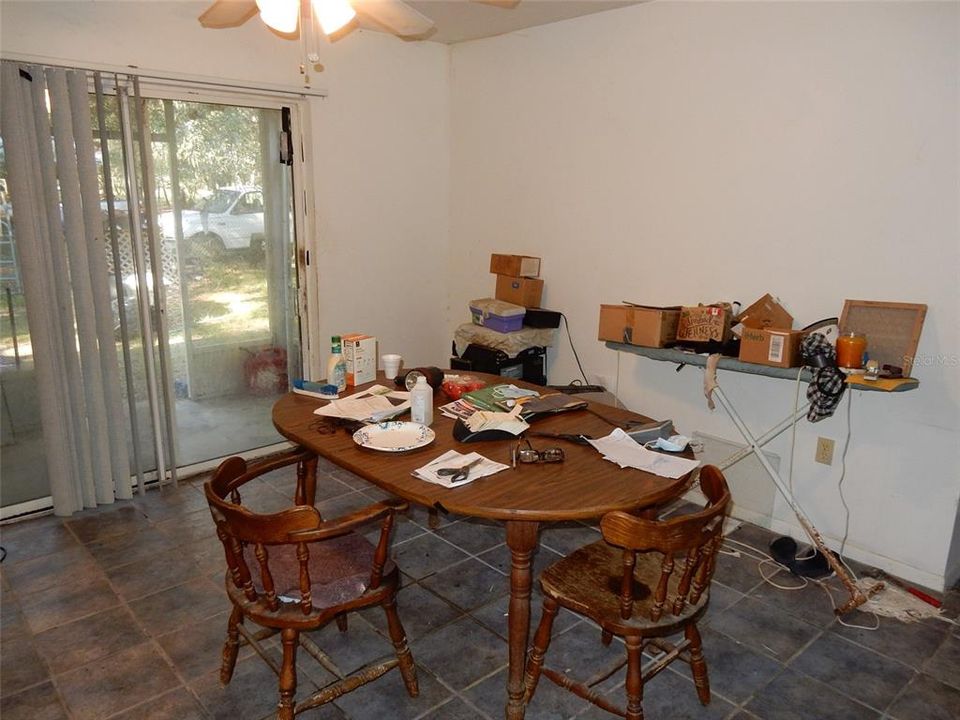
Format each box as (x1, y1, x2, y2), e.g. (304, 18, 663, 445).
(677, 305, 732, 343)
(739, 328, 804, 368)
(736, 294, 794, 330)
(341, 333, 377, 386)
(490, 254, 541, 278)
(598, 304, 681, 348)
(495, 275, 543, 308)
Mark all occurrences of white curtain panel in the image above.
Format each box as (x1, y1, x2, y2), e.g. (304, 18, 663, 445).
(1, 62, 132, 514)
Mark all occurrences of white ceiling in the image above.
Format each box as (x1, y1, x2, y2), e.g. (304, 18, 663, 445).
(398, 1, 644, 44)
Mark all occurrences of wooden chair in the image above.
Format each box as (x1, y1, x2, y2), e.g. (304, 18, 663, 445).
(204, 449, 418, 719)
(523, 465, 731, 719)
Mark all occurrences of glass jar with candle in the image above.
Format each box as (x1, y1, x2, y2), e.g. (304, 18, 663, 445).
(836, 333, 867, 369)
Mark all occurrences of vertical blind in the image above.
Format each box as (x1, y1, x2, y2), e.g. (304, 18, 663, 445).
(1, 61, 158, 514)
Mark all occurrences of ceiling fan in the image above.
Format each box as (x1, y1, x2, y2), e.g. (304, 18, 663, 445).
(199, 0, 520, 42)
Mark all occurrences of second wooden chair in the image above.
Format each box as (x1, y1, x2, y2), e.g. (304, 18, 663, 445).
(523, 465, 732, 719)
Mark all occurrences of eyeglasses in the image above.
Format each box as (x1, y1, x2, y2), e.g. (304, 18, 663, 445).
(512, 440, 564, 467)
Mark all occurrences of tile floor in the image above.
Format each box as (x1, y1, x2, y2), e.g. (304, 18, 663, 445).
(1, 457, 958, 720)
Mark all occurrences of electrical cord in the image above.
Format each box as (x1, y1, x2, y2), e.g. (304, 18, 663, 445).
(837, 391, 854, 559)
(559, 312, 589, 385)
(722, 536, 880, 630)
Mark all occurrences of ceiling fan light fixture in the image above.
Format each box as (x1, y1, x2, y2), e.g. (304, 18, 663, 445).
(256, 0, 299, 33)
(312, 0, 356, 36)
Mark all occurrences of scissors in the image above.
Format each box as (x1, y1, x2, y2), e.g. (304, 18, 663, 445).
(436, 457, 483, 484)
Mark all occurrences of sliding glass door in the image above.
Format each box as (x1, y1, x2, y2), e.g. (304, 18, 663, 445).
(129, 96, 301, 469)
(0, 73, 304, 513)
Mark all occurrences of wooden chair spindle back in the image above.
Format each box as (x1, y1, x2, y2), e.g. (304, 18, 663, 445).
(205, 452, 323, 607)
(600, 466, 731, 623)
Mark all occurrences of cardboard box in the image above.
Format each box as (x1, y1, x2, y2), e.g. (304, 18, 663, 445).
(736, 294, 793, 330)
(677, 305, 732, 343)
(341, 334, 377, 386)
(598, 304, 681, 348)
(739, 328, 804, 368)
(490, 254, 541, 278)
(495, 275, 543, 308)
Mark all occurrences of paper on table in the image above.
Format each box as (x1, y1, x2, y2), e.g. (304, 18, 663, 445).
(412, 450, 510, 488)
(313, 395, 397, 421)
(350, 385, 410, 401)
(587, 429, 700, 479)
(366, 401, 411, 422)
(349, 384, 393, 398)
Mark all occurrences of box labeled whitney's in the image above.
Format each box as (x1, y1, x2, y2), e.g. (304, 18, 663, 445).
(677, 305, 732, 343)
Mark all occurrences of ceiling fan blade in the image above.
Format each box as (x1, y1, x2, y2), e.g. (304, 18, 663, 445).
(472, 0, 521, 8)
(199, 0, 259, 28)
(354, 0, 436, 39)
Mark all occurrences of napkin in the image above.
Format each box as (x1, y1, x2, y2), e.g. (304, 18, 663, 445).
(587, 429, 700, 479)
(412, 450, 509, 488)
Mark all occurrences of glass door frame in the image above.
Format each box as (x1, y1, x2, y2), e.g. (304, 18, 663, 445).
(115, 79, 318, 479)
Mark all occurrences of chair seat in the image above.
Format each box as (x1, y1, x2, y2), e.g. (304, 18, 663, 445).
(540, 540, 708, 635)
(236, 532, 396, 610)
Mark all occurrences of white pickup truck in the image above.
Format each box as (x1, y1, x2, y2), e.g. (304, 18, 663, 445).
(159, 186, 264, 253)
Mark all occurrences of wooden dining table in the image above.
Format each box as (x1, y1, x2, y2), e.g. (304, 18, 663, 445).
(272, 372, 696, 719)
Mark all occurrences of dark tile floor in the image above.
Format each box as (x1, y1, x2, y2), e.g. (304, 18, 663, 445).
(1, 458, 958, 720)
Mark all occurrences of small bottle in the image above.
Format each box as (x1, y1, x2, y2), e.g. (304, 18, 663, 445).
(410, 374, 434, 426)
(327, 336, 347, 392)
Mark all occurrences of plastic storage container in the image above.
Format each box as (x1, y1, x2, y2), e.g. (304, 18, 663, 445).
(469, 298, 526, 333)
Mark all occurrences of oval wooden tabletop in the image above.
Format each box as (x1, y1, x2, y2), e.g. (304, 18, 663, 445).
(272, 372, 696, 523)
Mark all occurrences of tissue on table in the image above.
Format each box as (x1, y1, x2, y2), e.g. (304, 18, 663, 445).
(412, 450, 509, 487)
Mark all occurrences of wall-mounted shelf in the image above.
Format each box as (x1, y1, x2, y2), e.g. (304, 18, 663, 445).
(604, 342, 918, 392)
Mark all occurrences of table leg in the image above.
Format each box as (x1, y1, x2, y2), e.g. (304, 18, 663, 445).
(504, 520, 539, 720)
(295, 453, 318, 507)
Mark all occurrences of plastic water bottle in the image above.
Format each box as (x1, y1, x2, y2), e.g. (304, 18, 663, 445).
(410, 374, 433, 426)
(327, 336, 347, 392)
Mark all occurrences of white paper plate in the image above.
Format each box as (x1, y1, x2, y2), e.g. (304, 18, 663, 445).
(353, 422, 436, 452)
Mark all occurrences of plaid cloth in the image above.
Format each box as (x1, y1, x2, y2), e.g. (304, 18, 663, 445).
(802, 333, 846, 422)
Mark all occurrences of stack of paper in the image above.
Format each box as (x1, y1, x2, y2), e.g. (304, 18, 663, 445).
(586, 429, 700, 479)
(412, 451, 509, 488)
(312, 386, 411, 422)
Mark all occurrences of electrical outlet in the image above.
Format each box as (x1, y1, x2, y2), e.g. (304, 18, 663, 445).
(815, 437, 835, 465)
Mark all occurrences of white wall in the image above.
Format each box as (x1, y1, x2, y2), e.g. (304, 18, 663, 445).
(450, 2, 960, 589)
(0, 0, 452, 372)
